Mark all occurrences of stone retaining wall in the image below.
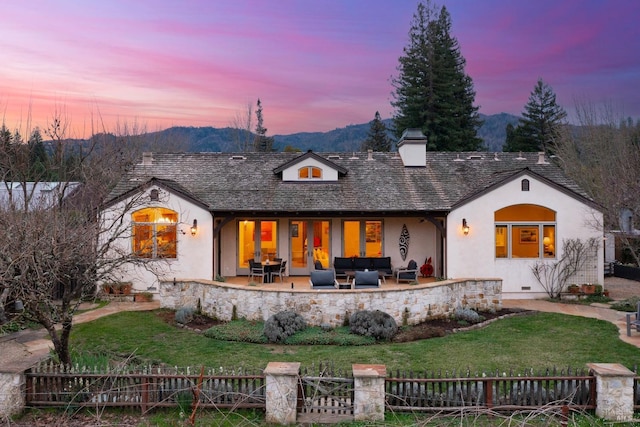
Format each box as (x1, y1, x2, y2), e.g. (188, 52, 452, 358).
(159, 278, 502, 327)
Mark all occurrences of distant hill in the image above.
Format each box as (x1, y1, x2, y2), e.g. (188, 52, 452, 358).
(75, 113, 522, 153)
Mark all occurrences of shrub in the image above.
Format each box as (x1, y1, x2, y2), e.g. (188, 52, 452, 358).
(349, 310, 398, 341)
(175, 306, 195, 325)
(611, 296, 640, 312)
(454, 307, 485, 325)
(263, 310, 307, 343)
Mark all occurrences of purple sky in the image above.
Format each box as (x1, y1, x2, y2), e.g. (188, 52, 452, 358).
(1, 0, 638, 138)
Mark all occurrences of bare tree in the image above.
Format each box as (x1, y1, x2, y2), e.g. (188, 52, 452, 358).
(0, 110, 171, 364)
(552, 101, 640, 266)
(229, 102, 254, 152)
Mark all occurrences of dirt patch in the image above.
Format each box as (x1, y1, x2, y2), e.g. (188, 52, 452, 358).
(155, 309, 222, 332)
(393, 308, 531, 342)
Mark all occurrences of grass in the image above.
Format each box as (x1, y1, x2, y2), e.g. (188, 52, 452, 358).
(70, 309, 640, 373)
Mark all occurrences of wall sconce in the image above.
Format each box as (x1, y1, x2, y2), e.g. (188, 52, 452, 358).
(190, 219, 198, 236)
(462, 218, 470, 235)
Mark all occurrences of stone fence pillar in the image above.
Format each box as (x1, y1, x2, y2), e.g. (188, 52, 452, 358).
(0, 371, 25, 418)
(264, 362, 300, 425)
(587, 363, 636, 422)
(352, 364, 386, 422)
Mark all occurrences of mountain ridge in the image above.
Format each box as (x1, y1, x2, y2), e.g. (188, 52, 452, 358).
(125, 112, 521, 153)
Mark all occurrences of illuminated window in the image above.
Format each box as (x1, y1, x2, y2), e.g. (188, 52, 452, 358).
(495, 204, 556, 259)
(298, 166, 322, 179)
(132, 207, 178, 258)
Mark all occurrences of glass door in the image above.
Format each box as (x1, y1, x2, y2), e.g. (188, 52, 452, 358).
(238, 220, 278, 273)
(289, 220, 330, 275)
(343, 220, 382, 258)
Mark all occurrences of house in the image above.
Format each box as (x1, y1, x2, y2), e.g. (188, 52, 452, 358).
(101, 129, 603, 299)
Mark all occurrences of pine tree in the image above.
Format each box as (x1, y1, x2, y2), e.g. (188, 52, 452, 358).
(505, 78, 567, 152)
(254, 98, 274, 152)
(361, 111, 392, 152)
(391, 1, 482, 151)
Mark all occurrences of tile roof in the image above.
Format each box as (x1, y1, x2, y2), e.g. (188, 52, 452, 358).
(105, 151, 594, 214)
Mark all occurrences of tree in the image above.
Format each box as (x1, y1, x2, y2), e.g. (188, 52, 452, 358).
(254, 99, 274, 152)
(391, 1, 482, 151)
(230, 103, 254, 152)
(0, 111, 171, 364)
(552, 101, 640, 266)
(361, 111, 392, 152)
(505, 78, 567, 153)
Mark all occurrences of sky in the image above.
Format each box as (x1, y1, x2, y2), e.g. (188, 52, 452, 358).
(1, 0, 639, 138)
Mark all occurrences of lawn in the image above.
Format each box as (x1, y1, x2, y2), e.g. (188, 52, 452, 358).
(70, 309, 640, 373)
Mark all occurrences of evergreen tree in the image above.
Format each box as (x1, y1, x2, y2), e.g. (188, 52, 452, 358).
(391, 1, 482, 151)
(254, 98, 274, 152)
(503, 123, 530, 152)
(506, 78, 567, 152)
(28, 127, 49, 179)
(361, 111, 392, 152)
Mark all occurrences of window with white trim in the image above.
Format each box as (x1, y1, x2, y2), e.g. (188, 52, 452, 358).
(298, 166, 322, 179)
(495, 204, 556, 259)
(132, 207, 178, 258)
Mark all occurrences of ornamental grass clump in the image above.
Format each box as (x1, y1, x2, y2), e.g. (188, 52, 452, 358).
(454, 307, 485, 325)
(175, 306, 195, 325)
(349, 310, 398, 341)
(263, 310, 307, 343)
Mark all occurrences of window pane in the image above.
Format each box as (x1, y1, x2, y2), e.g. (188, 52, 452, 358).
(343, 221, 360, 257)
(364, 221, 382, 257)
(133, 224, 153, 258)
(495, 225, 507, 258)
(238, 220, 255, 268)
(299, 167, 309, 179)
(311, 167, 322, 178)
(156, 225, 177, 258)
(261, 221, 277, 261)
(511, 226, 540, 258)
(543, 225, 556, 258)
(495, 204, 555, 221)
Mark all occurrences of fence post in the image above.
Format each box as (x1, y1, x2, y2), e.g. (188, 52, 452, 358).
(264, 362, 300, 425)
(352, 364, 386, 422)
(587, 363, 635, 422)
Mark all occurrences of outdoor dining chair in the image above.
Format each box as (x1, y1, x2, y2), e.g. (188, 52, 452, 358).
(249, 259, 269, 283)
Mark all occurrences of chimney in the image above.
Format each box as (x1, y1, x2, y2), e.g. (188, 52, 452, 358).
(397, 129, 427, 167)
(537, 152, 548, 165)
(142, 152, 153, 166)
(367, 149, 374, 160)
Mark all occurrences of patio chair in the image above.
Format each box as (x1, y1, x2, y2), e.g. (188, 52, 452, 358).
(249, 259, 268, 283)
(314, 260, 324, 270)
(272, 260, 287, 283)
(353, 270, 381, 289)
(395, 259, 418, 283)
(309, 269, 339, 289)
(626, 301, 640, 336)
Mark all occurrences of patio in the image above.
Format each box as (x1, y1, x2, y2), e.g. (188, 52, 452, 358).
(221, 274, 438, 290)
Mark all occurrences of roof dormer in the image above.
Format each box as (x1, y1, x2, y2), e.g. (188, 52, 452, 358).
(273, 150, 347, 182)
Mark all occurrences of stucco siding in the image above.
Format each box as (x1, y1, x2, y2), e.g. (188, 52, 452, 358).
(447, 173, 603, 298)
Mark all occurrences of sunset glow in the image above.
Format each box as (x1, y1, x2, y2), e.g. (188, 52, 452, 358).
(1, 0, 638, 138)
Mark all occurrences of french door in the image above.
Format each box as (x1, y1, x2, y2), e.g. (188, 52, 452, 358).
(289, 220, 330, 275)
(237, 220, 278, 274)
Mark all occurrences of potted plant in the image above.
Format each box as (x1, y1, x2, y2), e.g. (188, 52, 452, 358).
(581, 283, 596, 295)
(567, 284, 580, 294)
(113, 282, 133, 295)
(134, 291, 153, 302)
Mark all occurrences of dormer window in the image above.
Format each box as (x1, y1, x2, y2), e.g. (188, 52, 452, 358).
(299, 166, 322, 180)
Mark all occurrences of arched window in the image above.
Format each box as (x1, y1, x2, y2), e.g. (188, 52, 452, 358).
(132, 207, 178, 258)
(298, 166, 322, 179)
(521, 179, 530, 191)
(495, 204, 556, 259)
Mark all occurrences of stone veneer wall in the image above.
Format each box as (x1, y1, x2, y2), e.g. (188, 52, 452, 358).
(159, 279, 502, 327)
